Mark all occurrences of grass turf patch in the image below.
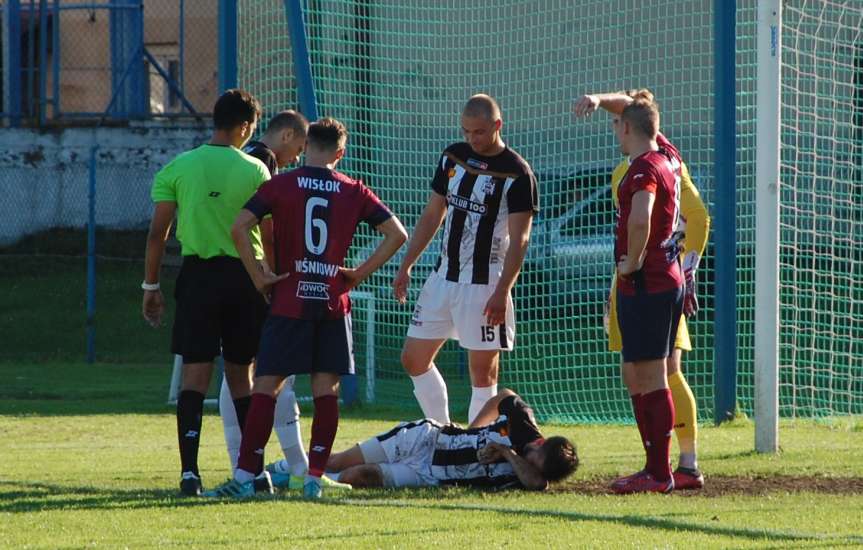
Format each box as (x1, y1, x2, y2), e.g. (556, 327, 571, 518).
(1, 362, 862, 548)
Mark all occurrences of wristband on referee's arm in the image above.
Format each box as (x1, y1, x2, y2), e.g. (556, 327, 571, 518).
(141, 281, 161, 291)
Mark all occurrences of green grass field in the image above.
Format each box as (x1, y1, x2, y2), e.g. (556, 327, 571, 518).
(2, 250, 862, 547)
(1, 362, 862, 549)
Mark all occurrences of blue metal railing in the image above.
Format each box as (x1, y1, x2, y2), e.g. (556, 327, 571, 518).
(2, 0, 205, 126)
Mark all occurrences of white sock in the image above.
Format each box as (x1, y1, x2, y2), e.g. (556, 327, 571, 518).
(218, 376, 241, 471)
(678, 451, 698, 470)
(274, 377, 308, 477)
(234, 468, 255, 484)
(468, 384, 498, 425)
(325, 471, 341, 481)
(410, 365, 450, 424)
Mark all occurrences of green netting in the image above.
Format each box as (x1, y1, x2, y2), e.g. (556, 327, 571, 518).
(237, 0, 863, 422)
(777, 1, 863, 416)
(735, 1, 759, 417)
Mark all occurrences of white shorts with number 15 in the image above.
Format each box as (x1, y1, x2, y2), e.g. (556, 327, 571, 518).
(406, 271, 515, 351)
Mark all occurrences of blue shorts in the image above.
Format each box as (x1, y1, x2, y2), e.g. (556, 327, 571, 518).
(616, 286, 684, 363)
(255, 315, 355, 377)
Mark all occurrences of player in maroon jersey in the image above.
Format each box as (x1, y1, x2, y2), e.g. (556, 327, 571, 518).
(600, 95, 684, 494)
(204, 117, 407, 499)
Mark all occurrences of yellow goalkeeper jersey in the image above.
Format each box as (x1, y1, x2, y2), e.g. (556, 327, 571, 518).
(610, 158, 710, 258)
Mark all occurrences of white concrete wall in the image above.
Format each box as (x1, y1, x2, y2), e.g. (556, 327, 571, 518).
(0, 125, 210, 245)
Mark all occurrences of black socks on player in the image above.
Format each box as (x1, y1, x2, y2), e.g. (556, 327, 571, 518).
(177, 390, 205, 476)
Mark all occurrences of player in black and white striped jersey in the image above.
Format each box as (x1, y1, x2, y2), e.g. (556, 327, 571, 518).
(393, 94, 539, 427)
(324, 389, 577, 490)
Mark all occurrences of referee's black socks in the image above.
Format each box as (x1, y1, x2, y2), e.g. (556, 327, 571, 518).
(177, 390, 205, 477)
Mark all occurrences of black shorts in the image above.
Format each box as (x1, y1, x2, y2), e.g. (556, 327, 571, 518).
(616, 285, 684, 363)
(171, 255, 267, 365)
(255, 315, 355, 377)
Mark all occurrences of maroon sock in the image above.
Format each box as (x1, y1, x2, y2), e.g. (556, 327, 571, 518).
(630, 394, 648, 470)
(308, 395, 339, 478)
(630, 394, 648, 450)
(642, 388, 675, 481)
(236, 393, 276, 475)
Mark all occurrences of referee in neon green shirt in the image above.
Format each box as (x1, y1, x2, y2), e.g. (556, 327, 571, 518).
(142, 89, 271, 496)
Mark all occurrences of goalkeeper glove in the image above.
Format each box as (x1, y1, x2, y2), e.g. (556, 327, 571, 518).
(682, 251, 700, 317)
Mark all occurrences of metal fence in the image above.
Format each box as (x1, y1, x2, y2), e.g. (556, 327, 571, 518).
(1, 0, 219, 125)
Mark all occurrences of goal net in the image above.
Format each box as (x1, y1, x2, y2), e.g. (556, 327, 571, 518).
(237, 0, 863, 422)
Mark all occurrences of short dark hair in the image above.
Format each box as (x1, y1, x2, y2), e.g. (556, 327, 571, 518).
(213, 89, 262, 131)
(307, 117, 348, 151)
(463, 93, 501, 121)
(540, 436, 578, 483)
(264, 109, 309, 137)
(621, 96, 660, 138)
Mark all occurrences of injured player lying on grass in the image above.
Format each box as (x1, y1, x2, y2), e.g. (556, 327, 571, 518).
(325, 389, 578, 491)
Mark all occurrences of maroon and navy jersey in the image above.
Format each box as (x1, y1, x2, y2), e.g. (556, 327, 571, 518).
(615, 133, 684, 295)
(244, 166, 392, 319)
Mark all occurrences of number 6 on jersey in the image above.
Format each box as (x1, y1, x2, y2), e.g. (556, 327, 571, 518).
(305, 197, 329, 255)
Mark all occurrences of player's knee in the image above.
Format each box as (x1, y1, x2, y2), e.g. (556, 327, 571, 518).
(339, 465, 383, 487)
(400, 346, 423, 374)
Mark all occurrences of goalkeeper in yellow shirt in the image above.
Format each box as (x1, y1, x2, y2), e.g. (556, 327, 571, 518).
(576, 89, 709, 490)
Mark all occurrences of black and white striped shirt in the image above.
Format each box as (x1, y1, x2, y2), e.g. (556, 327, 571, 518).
(402, 396, 543, 489)
(431, 143, 538, 285)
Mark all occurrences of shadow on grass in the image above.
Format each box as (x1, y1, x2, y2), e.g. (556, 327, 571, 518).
(3, 480, 861, 546)
(341, 498, 863, 545)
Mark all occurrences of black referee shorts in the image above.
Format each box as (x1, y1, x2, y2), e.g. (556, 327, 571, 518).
(171, 255, 267, 365)
(255, 315, 355, 378)
(616, 285, 684, 363)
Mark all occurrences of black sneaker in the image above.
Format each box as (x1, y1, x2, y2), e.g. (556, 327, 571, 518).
(253, 470, 275, 495)
(180, 473, 203, 496)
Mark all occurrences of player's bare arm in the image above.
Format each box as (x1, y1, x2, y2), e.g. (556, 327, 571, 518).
(259, 217, 276, 273)
(142, 200, 176, 327)
(341, 216, 408, 290)
(618, 190, 653, 277)
(485, 211, 532, 325)
(231, 208, 289, 300)
(573, 92, 635, 117)
(479, 442, 547, 491)
(467, 388, 517, 428)
(392, 192, 448, 303)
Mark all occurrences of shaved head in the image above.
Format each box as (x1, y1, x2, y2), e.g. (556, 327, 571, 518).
(463, 94, 501, 122)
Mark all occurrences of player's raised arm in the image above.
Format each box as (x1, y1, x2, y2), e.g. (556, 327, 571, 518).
(574, 89, 654, 117)
(467, 388, 517, 428)
(392, 192, 448, 303)
(342, 216, 408, 290)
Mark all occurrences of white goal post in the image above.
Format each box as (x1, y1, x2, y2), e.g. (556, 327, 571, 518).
(755, 0, 781, 453)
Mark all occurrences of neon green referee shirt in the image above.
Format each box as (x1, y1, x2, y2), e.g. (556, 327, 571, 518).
(151, 144, 271, 259)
